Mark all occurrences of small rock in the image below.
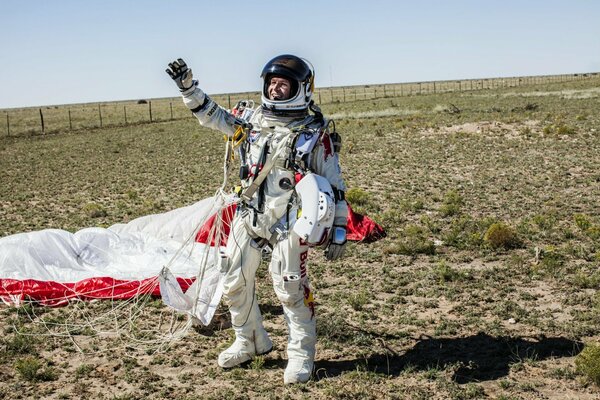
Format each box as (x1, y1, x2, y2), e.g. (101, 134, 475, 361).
(508, 318, 516, 324)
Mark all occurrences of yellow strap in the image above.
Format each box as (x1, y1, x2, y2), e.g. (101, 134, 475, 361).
(223, 126, 248, 162)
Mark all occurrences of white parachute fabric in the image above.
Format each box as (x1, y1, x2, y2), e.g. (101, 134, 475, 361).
(0, 195, 233, 326)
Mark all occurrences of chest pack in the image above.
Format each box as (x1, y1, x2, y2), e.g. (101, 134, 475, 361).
(231, 101, 341, 205)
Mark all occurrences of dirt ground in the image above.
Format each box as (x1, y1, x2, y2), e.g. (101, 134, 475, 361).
(1, 78, 600, 399)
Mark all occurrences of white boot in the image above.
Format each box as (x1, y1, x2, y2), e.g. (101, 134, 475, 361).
(282, 301, 316, 384)
(284, 358, 313, 384)
(218, 325, 272, 368)
(218, 301, 272, 368)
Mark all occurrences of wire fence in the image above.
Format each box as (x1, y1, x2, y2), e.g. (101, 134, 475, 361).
(2, 72, 598, 138)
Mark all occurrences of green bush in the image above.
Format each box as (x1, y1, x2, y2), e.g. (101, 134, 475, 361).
(346, 187, 370, 206)
(433, 261, 468, 283)
(587, 225, 600, 240)
(442, 215, 495, 250)
(439, 190, 464, 217)
(14, 356, 57, 382)
(4, 333, 37, 355)
(543, 123, 576, 136)
(83, 203, 107, 218)
(348, 290, 370, 311)
(384, 225, 435, 256)
(574, 214, 592, 231)
(576, 343, 600, 386)
(538, 247, 565, 277)
(484, 222, 521, 249)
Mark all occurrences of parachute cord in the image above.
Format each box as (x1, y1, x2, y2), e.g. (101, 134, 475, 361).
(10, 127, 247, 354)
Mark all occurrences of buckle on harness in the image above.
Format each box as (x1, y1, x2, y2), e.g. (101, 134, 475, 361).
(250, 238, 273, 259)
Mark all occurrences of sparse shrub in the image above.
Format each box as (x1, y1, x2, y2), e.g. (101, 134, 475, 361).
(433, 261, 467, 283)
(538, 247, 565, 277)
(439, 190, 463, 217)
(126, 190, 139, 200)
(587, 225, 600, 240)
(556, 124, 576, 135)
(384, 225, 435, 256)
(14, 356, 58, 382)
(4, 333, 37, 355)
(83, 203, 107, 218)
(442, 215, 495, 250)
(75, 363, 95, 378)
(575, 343, 600, 386)
(378, 209, 405, 227)
(572, 272, 600, 289)
(346, 187, 370, 207)
(348, 290, 369, 311)
(399, 198, 424, 213)
(420, 214, 441, 234)
(532, 213, 557, 231)
(484, 222, 521, 250)
(249, 355, 265, 370)
(543, 123, 576, 136)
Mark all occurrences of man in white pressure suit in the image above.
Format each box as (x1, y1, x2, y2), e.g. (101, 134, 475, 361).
(166, 54, 348, 384)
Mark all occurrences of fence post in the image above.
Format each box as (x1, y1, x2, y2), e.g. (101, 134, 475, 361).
(124, 105, 127, 124)
(318, 91, 322, 104)
(39, 108, 45, 134)
(343, 88, 346, 102)
(68, 109, 72, 130)
(170, 102, 173, 120)
(228, 95, 231, 110)
(6, 113, 9, 136)
(149, 101, 153, 122)
(98, 104, 103, 127)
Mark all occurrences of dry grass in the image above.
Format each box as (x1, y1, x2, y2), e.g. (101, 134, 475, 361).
(1, 76, 600, 399)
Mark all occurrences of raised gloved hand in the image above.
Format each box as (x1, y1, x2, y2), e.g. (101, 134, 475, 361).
(325, 226, 347, 260)
(166, 58, 195, 93)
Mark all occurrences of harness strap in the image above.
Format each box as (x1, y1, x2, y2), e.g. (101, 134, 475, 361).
(240, 138, 282, 202)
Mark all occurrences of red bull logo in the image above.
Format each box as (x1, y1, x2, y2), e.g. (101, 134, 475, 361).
(303, 283, 315, 319)
(299, 250, 308, 278)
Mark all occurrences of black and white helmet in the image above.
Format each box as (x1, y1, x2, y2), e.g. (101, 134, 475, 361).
(260, 54, 314, 116)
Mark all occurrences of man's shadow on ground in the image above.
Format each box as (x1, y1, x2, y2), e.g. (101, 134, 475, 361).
(314, 332, 582, 383)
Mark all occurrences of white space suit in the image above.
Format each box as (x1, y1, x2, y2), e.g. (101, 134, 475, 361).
(167, 55, 348, 384)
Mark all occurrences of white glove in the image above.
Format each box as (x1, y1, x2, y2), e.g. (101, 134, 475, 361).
(325, 226, 347, 260)
(166, 58, 195, 95)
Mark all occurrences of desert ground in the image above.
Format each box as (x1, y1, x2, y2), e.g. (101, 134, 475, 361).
(1, 76, 599, 399)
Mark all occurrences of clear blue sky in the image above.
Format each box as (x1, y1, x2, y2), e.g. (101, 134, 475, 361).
(1, 0, 599, 109)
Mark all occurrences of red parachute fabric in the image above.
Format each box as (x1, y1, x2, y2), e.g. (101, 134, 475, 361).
(1, 277, 194, 307)
(195, 203, 237, 247)
(345, 204, 386, 242)
(195, 203, 385, 245)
